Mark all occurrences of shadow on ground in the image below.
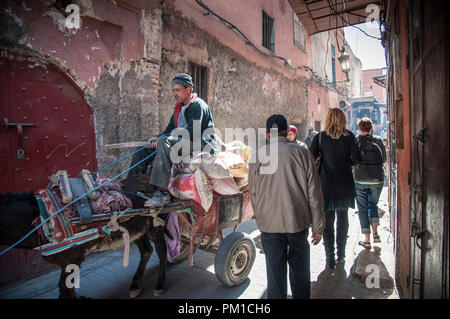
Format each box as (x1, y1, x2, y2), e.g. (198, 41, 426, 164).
(312, 246, 394, 299)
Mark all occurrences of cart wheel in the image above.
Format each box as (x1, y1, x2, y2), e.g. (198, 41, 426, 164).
(214, 232, 256, 287)
(170, 236, 195, 265)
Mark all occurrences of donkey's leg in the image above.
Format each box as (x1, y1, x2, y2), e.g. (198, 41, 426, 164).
(58, 256, 85, 299)
(129, 232, 153, 298)
(153, 226, 168, 296)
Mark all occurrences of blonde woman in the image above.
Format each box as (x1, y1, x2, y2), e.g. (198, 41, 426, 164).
(309, 108, 361, 268)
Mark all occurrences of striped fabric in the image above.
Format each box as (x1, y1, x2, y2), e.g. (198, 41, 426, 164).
(35, 189, 74, 244)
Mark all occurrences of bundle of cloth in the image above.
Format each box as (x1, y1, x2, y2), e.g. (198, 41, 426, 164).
(168, 140, 250, 212)
(33, 170, 133, 258)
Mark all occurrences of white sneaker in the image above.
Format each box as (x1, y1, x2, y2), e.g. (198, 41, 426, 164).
(144, 190, 171, 207)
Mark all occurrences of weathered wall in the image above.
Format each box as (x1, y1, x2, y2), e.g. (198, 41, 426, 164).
(166, 0, 312, 80)
(1, 0, 351, 172)
(311, 29, 347, 84)
(362, 68, 386, 103)
(1, 0, 163, 178)
(87, 58, 162, 176)
(305, 80, 347, 138)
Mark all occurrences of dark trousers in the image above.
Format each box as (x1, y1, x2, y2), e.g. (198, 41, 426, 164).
(260, 229, 310, 299)
(323, 209, 349, 261)
(127, 136, 189, 190)
(127, 142, 154, 178)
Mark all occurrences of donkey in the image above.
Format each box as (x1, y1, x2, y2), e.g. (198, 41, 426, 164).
(0, 174, 169, 299)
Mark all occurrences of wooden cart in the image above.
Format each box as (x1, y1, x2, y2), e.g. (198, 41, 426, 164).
(148, 187, 256, 287)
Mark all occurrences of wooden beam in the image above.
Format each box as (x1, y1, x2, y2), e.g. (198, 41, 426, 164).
(104, 141, 150, 150)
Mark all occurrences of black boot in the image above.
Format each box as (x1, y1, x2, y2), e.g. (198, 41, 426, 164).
(323, 210, 336, 269)
(336, 210, 349, 263)
(326, 256, 336, 269)
(323, 235, 336, 268)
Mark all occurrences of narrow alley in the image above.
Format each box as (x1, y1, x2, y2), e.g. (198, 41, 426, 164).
(0, 186, 397, 299)
(0, 0, 448, 303)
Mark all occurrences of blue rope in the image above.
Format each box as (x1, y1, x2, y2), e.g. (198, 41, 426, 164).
(94, 145, 149, 175)
(0, 150, 156, 257)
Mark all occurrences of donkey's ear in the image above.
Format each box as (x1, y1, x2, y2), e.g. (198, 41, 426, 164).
(120, 174, 150, 193)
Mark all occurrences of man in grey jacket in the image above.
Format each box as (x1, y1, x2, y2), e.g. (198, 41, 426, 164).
(248, 114, 325, 299)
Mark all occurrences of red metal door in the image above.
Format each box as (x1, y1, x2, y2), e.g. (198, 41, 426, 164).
(0, 50, 98, 286)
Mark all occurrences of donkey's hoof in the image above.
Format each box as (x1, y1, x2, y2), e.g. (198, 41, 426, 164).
(153, 288, 165, 296)
(129, 288, 142, 298)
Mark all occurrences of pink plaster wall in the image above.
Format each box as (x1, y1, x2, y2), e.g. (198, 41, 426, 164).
(362, 69, 386, 103)
(307, 82, 345, 133)
(170, 0, 312, 79)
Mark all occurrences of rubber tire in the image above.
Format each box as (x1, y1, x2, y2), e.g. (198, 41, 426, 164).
(214, 232, 256, 287)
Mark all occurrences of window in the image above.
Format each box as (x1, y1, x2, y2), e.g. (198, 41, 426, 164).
(331, 57, 336, 84)
(262, 10, 274, 52)
(293, 11, 306, 51)
(189, 62, 208, 102)
(331, 45, 336, 84)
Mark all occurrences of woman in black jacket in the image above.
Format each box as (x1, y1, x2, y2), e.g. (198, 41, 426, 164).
(309, 108, 361, 268)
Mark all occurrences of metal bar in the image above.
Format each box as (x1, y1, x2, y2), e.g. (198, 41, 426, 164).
(178, 212, 193, 229)
(297, 0, 381, 16)
(304, 2, 319, 33)
(69, 208, 146, 224)
(312, 9, 367, 22)
(189, 224, 197, 266)
(263, 11, 267, 48)
(343, 0, 350, 27)
(69, 200, 195, 224)
(104, 141, 149, 150)
(3, 117, 35, 128)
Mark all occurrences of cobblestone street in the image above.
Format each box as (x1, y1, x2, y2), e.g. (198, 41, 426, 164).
(0, 187, 397, 299)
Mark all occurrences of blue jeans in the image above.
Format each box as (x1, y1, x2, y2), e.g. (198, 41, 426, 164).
(260, 229, 310, 299)
(355, 183, 383, 234)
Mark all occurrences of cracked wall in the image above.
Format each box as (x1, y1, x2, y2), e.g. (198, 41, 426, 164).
(2, 0, 317, 177)
(1, 0, 163, 177)
(159, 6, 311, 143)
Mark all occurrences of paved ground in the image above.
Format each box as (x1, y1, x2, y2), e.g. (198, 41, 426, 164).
(0, 187, 398, 299)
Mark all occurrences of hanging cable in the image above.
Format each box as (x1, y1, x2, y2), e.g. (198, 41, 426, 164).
(350, 24, 382, 41)
(326, 0, 382, 41)
(94, 145, 149, 175)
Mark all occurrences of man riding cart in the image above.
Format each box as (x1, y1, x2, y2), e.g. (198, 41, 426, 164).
(127, 73, 218, 207)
